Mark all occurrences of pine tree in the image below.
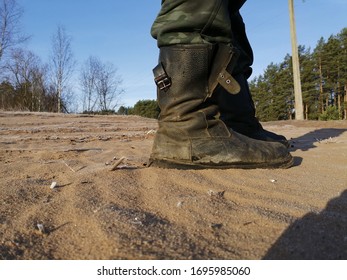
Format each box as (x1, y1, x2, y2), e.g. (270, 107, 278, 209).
(251, 27, 347, 120)
(337, 28, 347, 119)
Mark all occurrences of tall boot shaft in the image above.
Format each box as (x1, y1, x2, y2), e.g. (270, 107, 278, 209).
(217, 73, 290, 146)
(150, 44, 293, 169)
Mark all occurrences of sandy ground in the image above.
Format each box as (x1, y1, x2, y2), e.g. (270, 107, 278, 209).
(0, 111, 346, 260)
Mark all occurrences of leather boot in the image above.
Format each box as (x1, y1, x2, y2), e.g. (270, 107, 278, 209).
(217, 73, 290, 147)
(149, 44, 293, 169)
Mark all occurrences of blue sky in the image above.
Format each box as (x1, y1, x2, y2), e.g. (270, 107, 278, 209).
(17, 0, 347, 108)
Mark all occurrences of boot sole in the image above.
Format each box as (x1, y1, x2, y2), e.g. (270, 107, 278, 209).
(148, 155, 294, 170)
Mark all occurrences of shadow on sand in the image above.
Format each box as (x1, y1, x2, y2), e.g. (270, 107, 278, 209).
(289, 128, 347, 152)
(263, 190, 347, 259)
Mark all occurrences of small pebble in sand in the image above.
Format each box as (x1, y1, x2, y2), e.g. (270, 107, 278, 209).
(50, 182, 58, 189)
(177, 201, 184, 208)
(208, 190, 226, 198)
(37, 224, 45, 234)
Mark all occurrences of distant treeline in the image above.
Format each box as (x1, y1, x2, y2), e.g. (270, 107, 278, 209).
(80, 99, 160, 119)
(250, 27, 347, 121)
(117, 100, 160, 119)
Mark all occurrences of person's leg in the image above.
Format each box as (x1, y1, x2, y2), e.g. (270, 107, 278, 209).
(217, 10, 289, 146)
(151, 0, 233, 47)
(149, 0, 292, 169)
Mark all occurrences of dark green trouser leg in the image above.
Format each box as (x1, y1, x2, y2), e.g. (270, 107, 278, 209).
(151, 0, 233, 47)
(151, 1, 252, 75)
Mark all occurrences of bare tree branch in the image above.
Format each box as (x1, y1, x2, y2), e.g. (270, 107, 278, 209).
(80, 56, 124, 113)
(0, 0, 29, 64)
(49, 25, 76, 113)
(80, 56, 99, 112)
(4, 48, 47, 111)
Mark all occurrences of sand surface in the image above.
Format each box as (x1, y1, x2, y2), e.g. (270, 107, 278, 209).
(0, 111, 346, 260)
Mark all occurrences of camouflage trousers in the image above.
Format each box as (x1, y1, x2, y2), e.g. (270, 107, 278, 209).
(151, 0, 253, 75)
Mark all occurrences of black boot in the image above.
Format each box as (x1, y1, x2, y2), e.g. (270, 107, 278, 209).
(217, 73, 290, 147)
(149, 44, 293, 169)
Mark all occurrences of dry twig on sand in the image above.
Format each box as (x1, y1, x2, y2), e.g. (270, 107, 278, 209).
(110, 156, 126, 171)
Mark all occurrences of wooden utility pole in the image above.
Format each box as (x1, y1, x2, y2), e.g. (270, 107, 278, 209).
(288, 0, 304, 120)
